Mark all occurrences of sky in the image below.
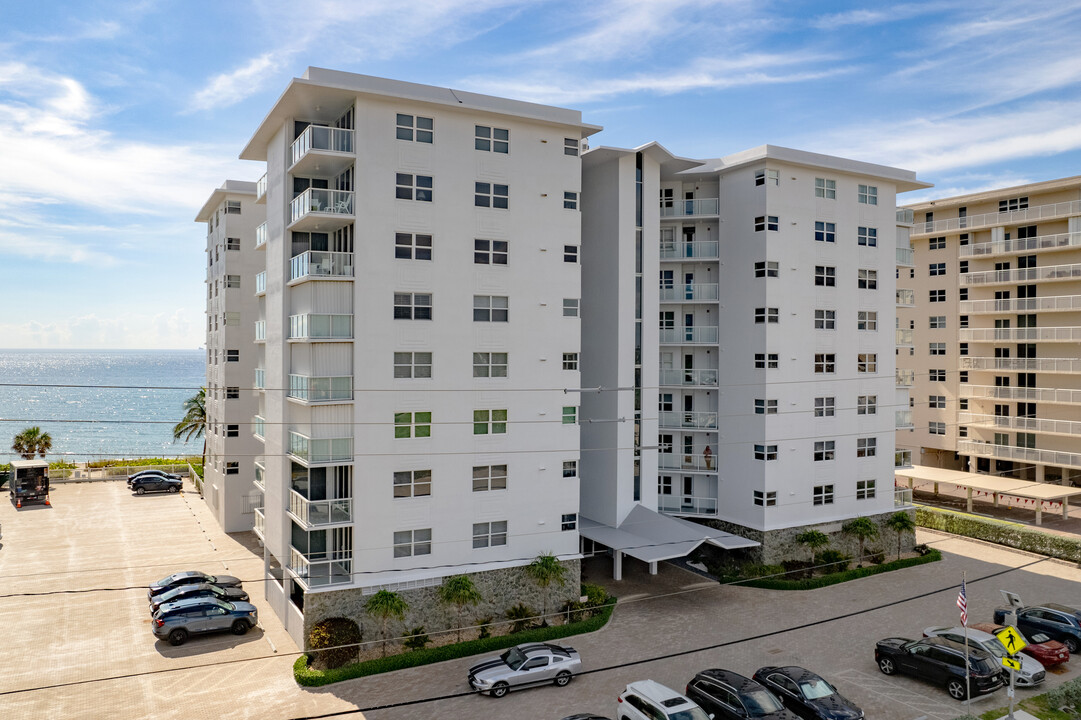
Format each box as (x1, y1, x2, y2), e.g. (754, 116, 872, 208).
(2, 0, 1081, 349)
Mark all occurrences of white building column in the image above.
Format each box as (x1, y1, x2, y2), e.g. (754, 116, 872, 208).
(613, 550, 623, 581)
(1036, 464, 1046, 483)
(648, 561, 658, 575)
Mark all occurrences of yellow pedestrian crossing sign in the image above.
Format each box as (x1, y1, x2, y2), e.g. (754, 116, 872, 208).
(1001, 656, 1022, 672)
(995, 626, 1028, 655)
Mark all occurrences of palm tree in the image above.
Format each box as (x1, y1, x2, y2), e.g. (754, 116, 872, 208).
(364, 590, 408, 657)
(525, 553, 567, 626)
(795, 529, 830, 563)
(173, 388, 207, 468)
(886, 511, 917, 561)
(438, 575, 483, 642)
(12, 426, 52, 459)
(842, 517, 880, 567)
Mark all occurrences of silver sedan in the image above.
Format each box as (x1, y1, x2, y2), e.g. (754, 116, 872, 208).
(467, 642, 581, 698)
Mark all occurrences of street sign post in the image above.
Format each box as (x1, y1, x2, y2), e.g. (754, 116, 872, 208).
(995, 626, 1027, 720)
(1001, 656, 1021, 672)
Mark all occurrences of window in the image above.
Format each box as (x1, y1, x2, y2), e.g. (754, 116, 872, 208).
(929, 342, 946, 356)
(755, 215, 779, 232)
(225, 200, 241, 215)
(959, 426, 968, 437)
(564, 138, 579, 156)
(959, 260, 969, 274)
(754, 444, 778, 461)
(393, 351, 432, 379)
(815, 309, 836, 330)
(225, 237, 240, 250)
(226, 424, 239, 438)
(472, 465, 507, 492)
(393, 470, 432, 498)
(814, 440, 835, 461)
(856, 480, 876, 500)
(755, 261, 779, 278)
(815, 177, 836, 199)
(857, 353, 877, 373)
(562, 406, 577, 424)
(857, 311, 877, 330)
(929, 289, 945, 303)
(475, 182, 509, 209)
(562, 460, 577, 478)
(929, 262, 946, 276)
(754, 169, 779, 186)
(959, 288, 968, 301)
(393, 528, 432, 557)
(562, 353, 578, 370)
(225, 461, 239, 475)
(928, 236, 946, 250)
(858, 269, 878, 289)
(226, 386, 239, 399)
(999, 197, 1028, 212)
(753, 490, 777, 507)
(396, 173, 433, 201)
(474, 238, 508, 265)
(814, 353, 835, 373)
(394, 411, 432, 438)
(929, 316, 946, 329)
(561, 513, 577, 531)
(225, 274, 240, 288)
(564, 245, 579, 263)
(473, 521, 507, 548)
(395, 232, 433, 260)
(929, 369, 946, 382)
(474, 125, 508, 153)
(473, 352, 508, 378)
(814, 221, 835, 243)
(858, 227, 877, 246)
(815, 265, 836, 286)
(755, 399, 778, 414)
(858, 184, 878, 204)
(814, 397, 835, 417)
(959, 370, 969, 383)
(755, 307, 779, 323)
(564, 191, 579, 210)
(394, 292, 433, 320)
(814, 484, 834, 505)
(857, 395, 877, 415)
(473, 295, 508, 322)
(755, 353, 779, 369)
(959, 342, 968, 356)
(563, 298, 579, 317)
(396, 114, 433, 143)
(226, 349, 239, 362)
(929, 395, 946, 409)
(929, 421, 946, 435)
(857, 437, 877, 458)
(959, 398, 968, 410)
(473, 409, 507, 435)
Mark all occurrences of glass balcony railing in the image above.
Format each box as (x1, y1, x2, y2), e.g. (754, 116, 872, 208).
(288, 489, 352, 528)
(658, 284, 720, 302)
(658, 411, 719, 430)
(658, 326, 719, 344)
(289, 546, 352, 587)
(659, 241, 720, 260)
(288, 314, 353, 340)
(658, 454, 717, 472)
(894, 487, 913, 508)
(895, 245, 914, 266)
(896, 369, 915, 387)
(658, 495, 718, 516)
(659, 368, 719, 387)
(253, 508, 265, 540)
(895, 208, 914, 224)
(255, 222, 267, 249)
(254, 320, 266, 342)
(254, 462, 265, 492)
(895, 328, 914, 346)
(254, 368, 265, 390)
(895, 449, 913, 468)
(290, 188, 354, 225)
(254, 415, 265, 439)
(290, 251, 354, 281)
(959, 231, 1081, 258)
(895, 409, 913, 429)
(896, 289, 915, 307)
(288, 374, 352, 402)
(291, 125, 354, 166)
(659, 198, 720, 217)
(255, 271, 266, 295)
(256, 173, 267, 202)
(288, 431, 353, 464)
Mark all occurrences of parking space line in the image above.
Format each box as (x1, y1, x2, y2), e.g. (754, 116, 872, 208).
(834, 669, 956, 720)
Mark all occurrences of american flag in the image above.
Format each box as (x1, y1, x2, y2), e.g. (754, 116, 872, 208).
(957, 578, 968, 626)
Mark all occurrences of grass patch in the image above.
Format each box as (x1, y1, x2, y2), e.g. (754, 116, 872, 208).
(294, 598, 615, 687)
(734, 550, 941, 590)
(918, 506, 1081, 563)
(976, 694, 1074, 720)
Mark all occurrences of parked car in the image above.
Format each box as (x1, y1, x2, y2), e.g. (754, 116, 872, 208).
(923, 626, 1044, 686)
(130, 475, 182, 494)
(686, 669, 797, 719)
(467, 642, 581, 698)
(971, 622, 1070, 667)
(561, 716, 612, 720)
(152, 597, 257, 646)
(149, 582, 249, 614)
(127, 469, 181, 486)
(752, 666, 864, 719)
(148, 571, 242, 599)
(875, 636, 1004, 700)
(617, 680, 711, 720)
(993, 603, 1081, 654)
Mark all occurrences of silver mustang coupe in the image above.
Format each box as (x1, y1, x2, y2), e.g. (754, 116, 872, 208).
(468, 642, 582, 698)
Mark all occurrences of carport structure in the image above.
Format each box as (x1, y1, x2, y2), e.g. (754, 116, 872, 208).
(895, 465, 1081, 525)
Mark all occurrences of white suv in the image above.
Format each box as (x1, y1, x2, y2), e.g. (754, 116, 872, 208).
(617, 680, 713, 720)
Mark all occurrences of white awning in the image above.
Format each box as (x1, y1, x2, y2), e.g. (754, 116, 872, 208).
(579, 504, 759, 564)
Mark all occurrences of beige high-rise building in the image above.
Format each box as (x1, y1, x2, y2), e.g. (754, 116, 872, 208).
(898, 178, 1081, 484)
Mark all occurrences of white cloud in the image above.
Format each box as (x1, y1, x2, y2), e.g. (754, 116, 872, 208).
(188, 53, 284, 113)
(0, 309, 204, 350)
(810, 3, 949, 30)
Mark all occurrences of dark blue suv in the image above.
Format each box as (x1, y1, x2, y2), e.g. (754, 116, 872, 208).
(994, 603, 1081, 654)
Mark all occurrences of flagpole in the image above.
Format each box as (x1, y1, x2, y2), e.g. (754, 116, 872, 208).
(962, 571, 971, 705)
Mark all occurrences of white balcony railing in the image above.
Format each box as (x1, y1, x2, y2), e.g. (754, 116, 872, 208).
(659, 198, 720, 217)
(658, 326, 719, 344)
(659, 283, 720, 302)
(962, 263, 1081, 286)
(659, 368, 719, 387)
(253, 508, 265, 540)
(959, 413, 1081, 437)
(896, 409, 913, 429)
(658, 495, 718, 516)
(959, 326, 1081, 343)
(290, 251, 354, 281)
(962, 356, 1081, 374)
(288, 431, 353, 464)
(660, 241, 720, 260)
(896, 289, 915, 307)
(253, 415, 265, 439)
(959, 231, 1081, 258)
(288, 313, 353, 340)
(289, 546, 352, 587)
(256, 173, 267, 202)
(958, 440, 1081, 471)
(896, 245, 915, 266)
(658, 453, 718, 472)
(658, 411, 719, 430)
(255, 271, 266, 295)
(961, 295, 1081, 314)
(961, 385, 1081, 405)
(288, 374, 352, 402)
(288, 488, 353, 527)
(254, 368, 265, 390)
(896, 369, 915, 387)
(291, 125, 354, 166)
(254, 320, 266, 342)
(895, 328, 914, 346)
(255, 222, 267, 249)
(290, 188, 355, 225)
(909, 199, 1081, 236)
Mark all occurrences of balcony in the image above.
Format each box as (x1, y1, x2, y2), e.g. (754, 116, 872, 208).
(658, 495, 718, 516)
(255, 271, 266, 296)
(658, 453, 717, 472)
(895, 449, 913, 469)
(960, 385, 1081, 405)
(962, 356, 1081, 374)
(288, 374, 352, 402)
(254, 368, 265, 390)
(909, 199, 1081, 236)
(959, 326, 1081, 343)
(895, 328, 914, 347)
(896, 369, 915, 387)
(958, 440, 1081, 471)
(290, 251, 354, 282)
(659, 368, 719, 387)
(254, 320, 266, 342)
(658, 411, 718, 430)
(659, 326, 719, 344)
(254, 415, 265, 440)
(289, 125, 354, 176)
(896, 289, 915, 307)
(288, 188, 355, 232)
(659, 283, 720, 303)
(288, 313, 353, 340)
(959, 413, 1081, 438)
(288, 431, 353, 464)
(894, 487, 914, 508)
(288, 488, 352, 528)
(959, 231, 1081, 258)
(255, 173, 267, 204)
(253, 508, 265, 541)
(896, 208, 914, 225)
(289, 546, 352, 588)
(961, 295, 1081, 314)
(255, 222, 267, 249)
(961, 262, 1081, 287)
(660, 198, 720, 218)
(896, 409, 913, 430)
(896, 245, 914, 266)
(660, 241, 720, 260)
(254, 462, 265, 492)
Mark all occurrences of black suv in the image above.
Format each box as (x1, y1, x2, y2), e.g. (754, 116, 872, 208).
(875, 636, 1004, 700)
(686, 669, 798, 719)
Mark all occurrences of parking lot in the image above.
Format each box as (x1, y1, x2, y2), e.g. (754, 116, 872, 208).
(0, 481, 1077, 720)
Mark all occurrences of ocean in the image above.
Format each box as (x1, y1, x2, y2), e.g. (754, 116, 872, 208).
(0, 349, 206, 463)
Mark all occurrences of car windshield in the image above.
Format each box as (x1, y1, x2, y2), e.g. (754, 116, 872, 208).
(155, 574, 181, 586)
(742, 690, 784, 715)
(798, 678, 836, 699)
(980, 637, 1009, 657)
(670, 708, 712, 720)
(500, 647, 527, 670)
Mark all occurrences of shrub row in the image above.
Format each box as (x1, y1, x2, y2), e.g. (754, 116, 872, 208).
(736, 550, 941, 591)
(293, 598, 615, 687)
(917, 506, 1081, 563)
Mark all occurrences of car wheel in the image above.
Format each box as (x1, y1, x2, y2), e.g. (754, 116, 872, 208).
(490, 682, 509, 698)
(136, 487, 146, 495)
(946, 678, 966, 700)
(169, 485, 179, 493)
(231, 620, 249, 635)
(1064, 637, 1079, 654)
(168, 628, 188, 646)
(878, 657, 896, 675)
(554, 670, 572, 687)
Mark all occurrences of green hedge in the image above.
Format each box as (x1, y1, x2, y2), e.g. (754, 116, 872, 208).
(736, 550, 941, 590)
(917, 506, 1081, 563)
(294, 599, 615, 687)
